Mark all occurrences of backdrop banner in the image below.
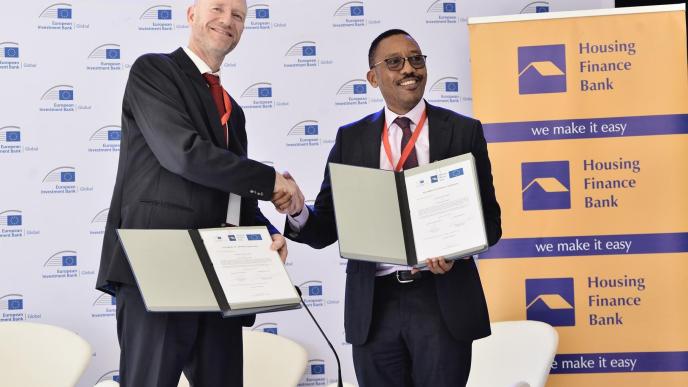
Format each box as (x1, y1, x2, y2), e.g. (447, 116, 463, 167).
(469, 4, 688, 386)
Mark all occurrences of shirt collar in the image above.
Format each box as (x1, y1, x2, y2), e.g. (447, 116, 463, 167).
(384, 99, 426, 129)
(182, 46, 220, 77)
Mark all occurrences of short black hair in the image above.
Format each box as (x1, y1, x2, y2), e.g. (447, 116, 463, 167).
(368, 29, 412, 68)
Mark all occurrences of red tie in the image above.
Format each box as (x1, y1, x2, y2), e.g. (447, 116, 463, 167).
(202, 73, 229, 145)
(394, 116, 419, 169)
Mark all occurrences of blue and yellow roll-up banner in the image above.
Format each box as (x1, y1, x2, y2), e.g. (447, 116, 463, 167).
(469, 5, 688, 386)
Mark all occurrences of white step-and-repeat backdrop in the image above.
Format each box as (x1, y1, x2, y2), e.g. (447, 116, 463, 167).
(0, 1, 611, 385)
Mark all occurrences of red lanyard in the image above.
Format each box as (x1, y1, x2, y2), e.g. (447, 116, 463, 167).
(382, 110, 427, 172)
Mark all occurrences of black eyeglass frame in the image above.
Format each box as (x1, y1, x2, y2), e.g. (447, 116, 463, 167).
(370, 54, 428, 71)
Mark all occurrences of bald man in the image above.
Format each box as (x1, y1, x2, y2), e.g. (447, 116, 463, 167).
(96, 1, 298, 385)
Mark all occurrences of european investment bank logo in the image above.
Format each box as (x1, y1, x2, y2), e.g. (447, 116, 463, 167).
(308, 359, 326, 376)
(252, 322, 278, 335)
(41, 166, 77, 195)
(426, 0, 457, 24)
(39, 3, 72, 19)
(0, 126, 22, 155)
(299, 281, 323, 298)
(95, 371, 120, 384)
(90, 208, 109, 236)
(89, 125, 121, 153)
(87, 44, 123, 71)
(284, 41, 321, 69)
(40, 85, 76, 112)
(526, 278, 575, 327)
(0, 42, 19, 59)
(334, 1, 364, 17)
(0, 294, 23, 311)
(520, 1, 550, 14)
(92, 293, 116, 318)
(521, 161, 570, 211)
(286, 120, 321, 148)
(240, 82, 273, 110)
(518, 44, 566, 95)
(335, 79, 368, 106)
(138, 5, 173, 31)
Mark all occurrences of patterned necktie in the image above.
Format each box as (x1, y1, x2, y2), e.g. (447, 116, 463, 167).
(394, 116, 418, 169)
(202, 73, 228, 145)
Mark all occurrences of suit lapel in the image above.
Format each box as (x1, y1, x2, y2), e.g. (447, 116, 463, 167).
(170, 48, 226, 148)
(427, 102, 453, 162)
(227, 97, 246, 156)
(361, 109, 384, 168)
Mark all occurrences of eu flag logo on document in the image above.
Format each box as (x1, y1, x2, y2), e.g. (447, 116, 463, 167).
(518, 44, 566, 94)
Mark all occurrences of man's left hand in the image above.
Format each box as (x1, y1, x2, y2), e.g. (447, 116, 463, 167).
(411, 257, 454, 275)
(270, 234, 288, 263)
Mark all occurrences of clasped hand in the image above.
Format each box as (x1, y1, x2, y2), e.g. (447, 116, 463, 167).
(272, 171, 305, 216)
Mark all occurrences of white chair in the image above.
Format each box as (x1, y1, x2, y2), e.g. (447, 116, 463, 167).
(467, 320, 558, 387)
(0, 321, 92, 387)
(178, 330, 308, 387)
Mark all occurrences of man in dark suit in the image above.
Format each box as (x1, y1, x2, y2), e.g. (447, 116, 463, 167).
(283, 30, 502, 386)
(96, 0, 300, 386)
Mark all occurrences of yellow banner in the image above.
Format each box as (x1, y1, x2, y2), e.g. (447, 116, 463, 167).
(469, 5, 688, 386)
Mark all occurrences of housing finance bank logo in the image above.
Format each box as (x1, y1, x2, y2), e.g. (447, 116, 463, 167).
(518, 44, 566, 94)
(0, 126, 21, 154)
(252, 322, 278, 334)
(526, 278, 575, 326)
(95, 371, 120, 384)
(37, 3, 83, 30)
(86, 44, 122, 71)
(0, 42, 20, 70)
(90, 208, 108, 236)
(39, 84, 76, 112)
(520, 1, 549, 13)
(335, 79, 373, 106)
(41, 166, 76, 194)
(426, 1, 458, 24)
(92, 293, 116, 318)
(138, 5, 174, 31)
(522, 161, 570, 211)
(89, 125, 121, 153)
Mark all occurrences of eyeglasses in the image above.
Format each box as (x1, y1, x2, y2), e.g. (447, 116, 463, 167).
(371, 54, 427, 71)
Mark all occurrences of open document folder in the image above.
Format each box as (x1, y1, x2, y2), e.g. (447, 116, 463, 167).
(117, 226, 301, 317)
(329, 153, 488, 267)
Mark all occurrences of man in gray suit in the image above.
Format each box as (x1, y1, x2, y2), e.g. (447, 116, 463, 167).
(96, 0, 299, 385)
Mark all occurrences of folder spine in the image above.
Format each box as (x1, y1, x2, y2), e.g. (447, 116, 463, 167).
(395, 172, 417, 265)
(189, 229, 231, 312)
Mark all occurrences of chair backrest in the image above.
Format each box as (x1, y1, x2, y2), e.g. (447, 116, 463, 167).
(0, 321, 92, 387)
(177, 330, 308, 387)
(467, 320, 558, 387)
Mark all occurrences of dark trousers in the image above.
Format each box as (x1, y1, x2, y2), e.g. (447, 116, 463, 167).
(352, 273, 472, 387)
(115, 284, 244, 387)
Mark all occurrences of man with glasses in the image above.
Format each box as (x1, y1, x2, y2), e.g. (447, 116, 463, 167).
(283, 29, 502, 386)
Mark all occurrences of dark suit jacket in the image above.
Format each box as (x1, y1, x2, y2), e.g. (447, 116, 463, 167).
(97, 48, 277, 301)
(286, 102, 501, 345)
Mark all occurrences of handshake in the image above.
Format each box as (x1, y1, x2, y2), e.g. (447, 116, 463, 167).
(272, 171, 305, 216)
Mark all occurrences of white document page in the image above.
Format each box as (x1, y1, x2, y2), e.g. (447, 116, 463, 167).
(198, 227, 299, 310)
(404, 155, 488, 262)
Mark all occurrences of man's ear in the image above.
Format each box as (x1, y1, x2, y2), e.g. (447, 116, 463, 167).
(187, 5, 195, 24)
(366, 69, 378, 88)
